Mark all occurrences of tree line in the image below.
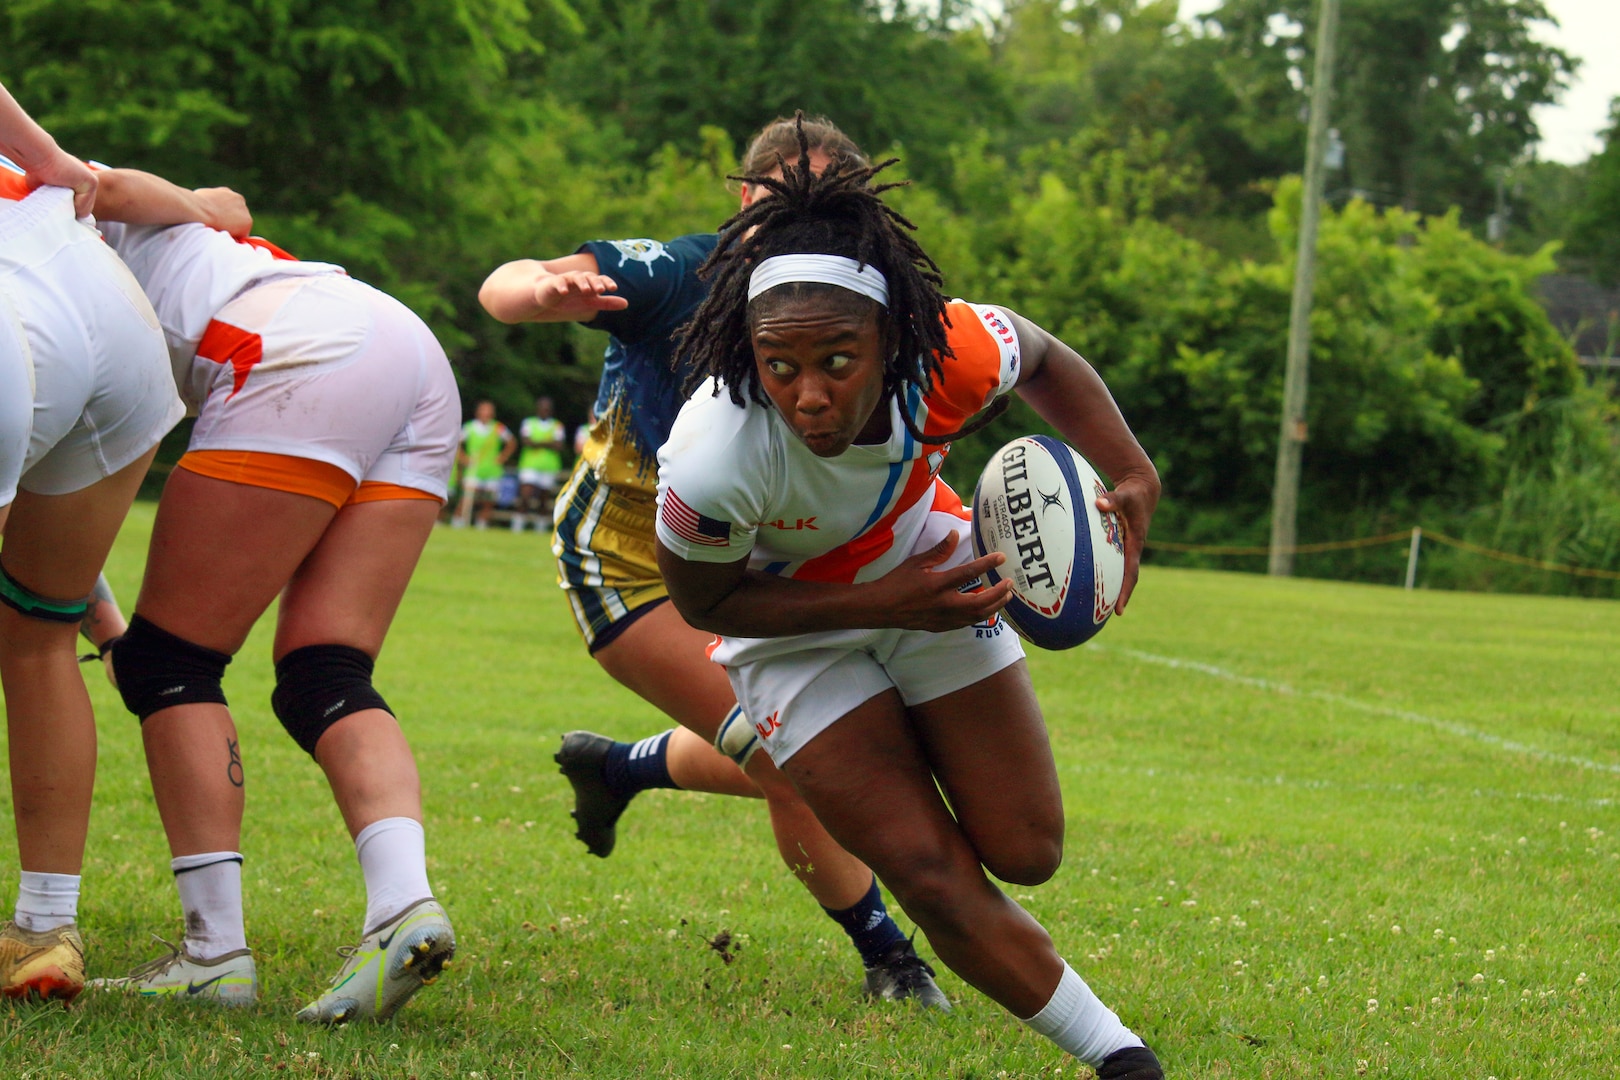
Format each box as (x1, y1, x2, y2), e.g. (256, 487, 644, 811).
(6, 0, 1617, 594)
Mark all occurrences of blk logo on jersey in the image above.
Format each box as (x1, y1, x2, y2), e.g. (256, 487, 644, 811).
(978, 307, 1016, 347)
(762, 517, 818, 531)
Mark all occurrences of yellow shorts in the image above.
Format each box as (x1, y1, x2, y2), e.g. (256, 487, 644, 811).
(551, 462, 669, 652)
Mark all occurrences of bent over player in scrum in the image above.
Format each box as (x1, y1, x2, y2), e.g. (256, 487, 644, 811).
(480, 115, 947, 1005)
(83, 167, 460, 1022)
(0, 84, 185, 1003)
(654, 134, 1164, 1076)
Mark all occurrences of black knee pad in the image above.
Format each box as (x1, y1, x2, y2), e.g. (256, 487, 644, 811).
(112, 614, 232, 721)
(270, 644, 392, 758)
(0, 560, 89, 624)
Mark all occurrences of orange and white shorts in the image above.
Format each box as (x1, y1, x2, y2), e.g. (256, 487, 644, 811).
(0, 186, 181, 504)
(175, 274, 460, 508)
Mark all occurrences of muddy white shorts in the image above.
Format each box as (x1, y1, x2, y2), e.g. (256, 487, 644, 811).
(0, 186, 181, 503)
(721, 616, 1025, 765)
(183, 274, 460, 499)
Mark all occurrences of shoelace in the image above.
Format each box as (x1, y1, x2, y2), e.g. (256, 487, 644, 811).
(124, 935, 185, 981)
(320, 943, 363, 988)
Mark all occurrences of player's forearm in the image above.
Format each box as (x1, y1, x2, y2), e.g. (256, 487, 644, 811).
(1017, 334, 1158, 492)
(479, 261, 554, 324)
(659, 550, 885, 637)
(92, 169, 211, 227)
(0, 83, 59, 168)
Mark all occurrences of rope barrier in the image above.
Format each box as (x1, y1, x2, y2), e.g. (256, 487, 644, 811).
(1148, 531, 1412, 557)
(1147, 527, 1620, 582)
(1421, 530, 1620, 582)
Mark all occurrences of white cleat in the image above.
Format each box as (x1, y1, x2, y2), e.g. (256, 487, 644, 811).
(296, 897, 455, 1024)
(91, 939, 257, 1006)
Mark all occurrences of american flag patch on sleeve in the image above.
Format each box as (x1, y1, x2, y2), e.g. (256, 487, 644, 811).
(661, 490, 732, 547)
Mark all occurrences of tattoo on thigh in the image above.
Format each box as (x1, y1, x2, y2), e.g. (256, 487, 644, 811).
(227, 738, 245, 788)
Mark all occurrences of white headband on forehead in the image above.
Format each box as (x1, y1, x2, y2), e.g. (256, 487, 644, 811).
(747, 254, 889, 308)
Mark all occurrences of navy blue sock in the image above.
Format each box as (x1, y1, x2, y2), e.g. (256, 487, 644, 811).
(601, 730, 679, 798)
(823, 876, 907, 968)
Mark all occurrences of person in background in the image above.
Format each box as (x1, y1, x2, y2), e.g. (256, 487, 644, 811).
(513, 395, 566, 532)
(453, 400, 514, 529)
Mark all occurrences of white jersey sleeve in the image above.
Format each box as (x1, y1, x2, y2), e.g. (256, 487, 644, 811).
(655, 384, 772, 564)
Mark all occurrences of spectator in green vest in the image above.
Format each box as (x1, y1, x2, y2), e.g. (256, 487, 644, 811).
(513, 396, 567, 533)
(452, 400, 514, 529)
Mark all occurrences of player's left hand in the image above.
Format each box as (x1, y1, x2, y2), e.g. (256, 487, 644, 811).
(1096, 470, 1159, 614)
(194, 187, 252, 239)
(26, 147, 98, 217)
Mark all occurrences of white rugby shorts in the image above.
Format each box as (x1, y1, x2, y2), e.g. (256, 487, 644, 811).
(724, 617, 1025, 765)
(187, 275, 460, 498)
(0, 186, 181, 502)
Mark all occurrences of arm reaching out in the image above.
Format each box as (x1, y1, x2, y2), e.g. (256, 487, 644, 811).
(1006, 309, 1160, 613)
(92, 169, 252, 238)
(479, 253, 628, 324)
(0, 80, 97, 216)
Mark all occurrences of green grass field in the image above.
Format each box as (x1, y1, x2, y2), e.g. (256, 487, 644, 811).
(2, 502, 1616, 1078)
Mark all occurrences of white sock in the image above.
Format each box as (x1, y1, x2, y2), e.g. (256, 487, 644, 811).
(1021, 962, 1144, 1066)
(171, 852, 248, 959)
(15, 871, 80, 932)
(511, 514, 525, 532)
(354, 817, 433, 934)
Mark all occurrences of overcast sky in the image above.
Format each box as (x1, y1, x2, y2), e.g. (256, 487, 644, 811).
(1178, 0, 1617, 164)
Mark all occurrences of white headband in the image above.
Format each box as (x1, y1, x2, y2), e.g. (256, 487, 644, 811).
(747, 254, 889, 307)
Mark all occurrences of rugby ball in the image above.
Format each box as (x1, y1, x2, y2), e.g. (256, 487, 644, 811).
(971, 436, 1126, 650)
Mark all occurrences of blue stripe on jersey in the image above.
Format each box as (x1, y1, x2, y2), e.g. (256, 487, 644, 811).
(854, 388, 920, 537)
(763, 561, 790, 575)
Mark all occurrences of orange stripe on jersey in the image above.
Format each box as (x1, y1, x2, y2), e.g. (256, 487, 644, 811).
(925, 302, 1013, 434)
(0, 169, 29, 202)
(238, 235, 300, 261)
(178, 450, 356, 508)
(792, 458, 941, 584)
(346, 482, 441, 506)
(195, 319, 263, 399)
(931, 477, 971, 521)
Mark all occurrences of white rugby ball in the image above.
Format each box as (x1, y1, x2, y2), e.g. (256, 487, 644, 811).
(971, 435, 1126, 650)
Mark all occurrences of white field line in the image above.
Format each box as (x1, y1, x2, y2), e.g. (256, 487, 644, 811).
(1067, 761, 1619, 810)
(1092, 644, 1620, 777)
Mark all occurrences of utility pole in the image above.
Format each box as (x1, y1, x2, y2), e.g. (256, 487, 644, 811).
(1268, 0, 1341, 578)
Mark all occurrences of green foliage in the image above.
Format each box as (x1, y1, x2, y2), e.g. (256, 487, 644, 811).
(4, 0, 1612, 594)
(1565, 99, 1620, 285)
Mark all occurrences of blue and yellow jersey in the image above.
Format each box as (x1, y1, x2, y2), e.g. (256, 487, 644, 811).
(574, 233, 719, 495)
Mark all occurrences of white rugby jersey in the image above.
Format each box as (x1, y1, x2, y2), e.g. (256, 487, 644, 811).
(98, 220, 343, 405)
(656, 301, 1021, 587)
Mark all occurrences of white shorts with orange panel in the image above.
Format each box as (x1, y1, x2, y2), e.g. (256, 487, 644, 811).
(177, 274, 460, 507)
(0, 186, 181, 503)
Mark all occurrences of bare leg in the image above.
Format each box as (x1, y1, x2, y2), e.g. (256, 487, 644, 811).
(593, 600, 872, 909)
(133, 469, 337, 856)
(781, 663, 1066, 1017)
(0, 448, 156, 872)
(273, 498, 440, 838)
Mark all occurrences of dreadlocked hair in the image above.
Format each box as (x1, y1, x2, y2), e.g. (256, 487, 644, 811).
(673, 115, 1009, 446)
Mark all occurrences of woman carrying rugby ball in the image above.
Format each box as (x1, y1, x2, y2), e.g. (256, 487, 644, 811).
(655, 127, 1163, 1075)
